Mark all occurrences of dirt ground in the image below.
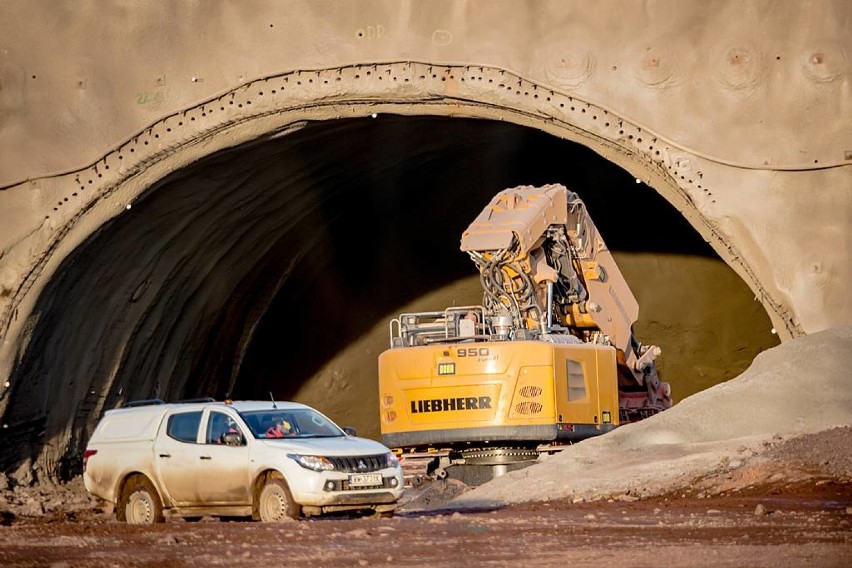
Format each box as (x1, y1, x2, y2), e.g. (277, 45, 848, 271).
(0, 427, 850, 567)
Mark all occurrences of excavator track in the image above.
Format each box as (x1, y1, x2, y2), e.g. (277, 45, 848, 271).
(397, 451, 448, 487)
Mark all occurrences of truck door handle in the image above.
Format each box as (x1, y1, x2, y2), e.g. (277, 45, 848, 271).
(200, 455, 212, 460)
(159, 453, 171, 458)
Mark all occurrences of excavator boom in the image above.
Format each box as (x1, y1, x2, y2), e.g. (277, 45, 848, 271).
(460, 184, 647, 382)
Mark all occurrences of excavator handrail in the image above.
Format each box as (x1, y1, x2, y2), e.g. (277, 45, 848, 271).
(389, 306, 488, 347)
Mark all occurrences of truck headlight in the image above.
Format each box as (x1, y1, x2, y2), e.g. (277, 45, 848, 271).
(288, 454, 334, 472)
(386, 452, 399, 468)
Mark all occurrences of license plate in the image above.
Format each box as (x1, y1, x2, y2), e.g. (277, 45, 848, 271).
(348, 473, 382, 487)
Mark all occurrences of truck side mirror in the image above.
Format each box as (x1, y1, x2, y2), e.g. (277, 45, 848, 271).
(342, 427, 357, 437)
(222, 432, 244, 446)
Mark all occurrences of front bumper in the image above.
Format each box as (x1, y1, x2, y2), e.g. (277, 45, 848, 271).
(287, 466, 404, 507)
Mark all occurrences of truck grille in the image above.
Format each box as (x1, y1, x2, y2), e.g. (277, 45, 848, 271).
(327, 455, 388, 473)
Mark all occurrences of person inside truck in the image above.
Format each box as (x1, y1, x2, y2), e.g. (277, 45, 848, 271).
(266, 418, 295, 438)
(222, 418, 240, 443)
(209, 413, 242, 445)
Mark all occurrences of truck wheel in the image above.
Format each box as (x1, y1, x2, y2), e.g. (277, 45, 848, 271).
(119, 476, 164, 524)
(257, 478, 300, 522)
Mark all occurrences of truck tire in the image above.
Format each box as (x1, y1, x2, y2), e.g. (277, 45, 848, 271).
(118, 476, 165, 524)
(257, 477, 300, 522)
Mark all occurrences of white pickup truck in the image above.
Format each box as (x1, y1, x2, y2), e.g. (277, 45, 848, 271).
(83, 399, 404, 523)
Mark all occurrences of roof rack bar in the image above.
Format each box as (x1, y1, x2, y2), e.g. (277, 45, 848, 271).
(122, 397, 217, 408)
(123, 398, 165, 408)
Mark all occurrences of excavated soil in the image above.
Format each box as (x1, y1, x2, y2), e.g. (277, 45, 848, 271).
(0, 427, 849, 567)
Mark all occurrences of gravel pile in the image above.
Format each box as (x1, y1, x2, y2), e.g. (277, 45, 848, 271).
(448, 326, 852, 509)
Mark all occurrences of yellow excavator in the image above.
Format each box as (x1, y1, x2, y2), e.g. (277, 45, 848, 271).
(378, 184, 672, 486)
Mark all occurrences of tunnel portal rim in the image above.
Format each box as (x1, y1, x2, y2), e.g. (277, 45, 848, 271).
(0, 61, 798, 392)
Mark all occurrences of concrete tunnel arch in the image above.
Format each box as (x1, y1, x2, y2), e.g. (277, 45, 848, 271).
(0, 62, 783, 480)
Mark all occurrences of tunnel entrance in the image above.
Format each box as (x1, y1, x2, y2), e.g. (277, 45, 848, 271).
(1, 115, 778, 480)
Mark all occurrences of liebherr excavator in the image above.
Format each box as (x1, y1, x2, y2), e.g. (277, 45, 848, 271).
(378, 184, 672, 486)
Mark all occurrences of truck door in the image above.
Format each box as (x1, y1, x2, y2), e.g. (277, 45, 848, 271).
(194, 410, 252, 505)
(154, 410, 204, 506)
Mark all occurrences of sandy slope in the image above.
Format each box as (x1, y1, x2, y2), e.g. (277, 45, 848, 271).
(448, 326, 852, 509)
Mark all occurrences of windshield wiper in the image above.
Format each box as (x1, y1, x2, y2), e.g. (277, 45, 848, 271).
(296, 434, 344, 439)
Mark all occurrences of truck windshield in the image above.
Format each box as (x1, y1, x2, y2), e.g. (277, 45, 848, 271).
(240, 408, 345, 439)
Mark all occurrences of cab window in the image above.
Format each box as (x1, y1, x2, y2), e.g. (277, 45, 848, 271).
(206, 411, 243, 444)
(166, 411, 202, 443)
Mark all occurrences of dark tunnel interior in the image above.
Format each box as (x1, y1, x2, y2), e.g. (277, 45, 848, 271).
(0, 115, 779, 479)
